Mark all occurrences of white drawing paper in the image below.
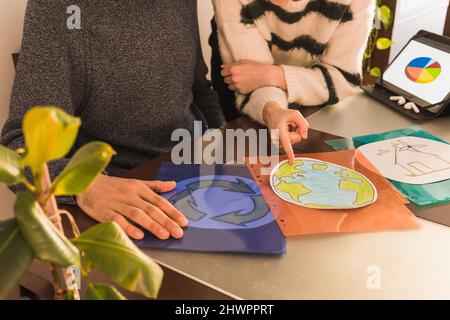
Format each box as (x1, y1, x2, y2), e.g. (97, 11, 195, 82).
(357, 136, 450, 185)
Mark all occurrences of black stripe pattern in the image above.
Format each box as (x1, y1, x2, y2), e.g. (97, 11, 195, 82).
(270, 33, 327, 56)
(296, 64, 339, 108)
(241, 0, 353, 25)
(240, 64, 360, 111)
(238, 94, 251, 111)
(334, 66, 362, 86)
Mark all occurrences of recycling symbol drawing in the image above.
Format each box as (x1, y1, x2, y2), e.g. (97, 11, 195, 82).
(167, 175, 273, 230)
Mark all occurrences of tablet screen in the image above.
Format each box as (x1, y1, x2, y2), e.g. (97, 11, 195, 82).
(383, 40, 450, 105)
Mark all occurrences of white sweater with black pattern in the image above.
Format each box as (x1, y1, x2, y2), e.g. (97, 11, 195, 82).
(213, 0, 375, 124)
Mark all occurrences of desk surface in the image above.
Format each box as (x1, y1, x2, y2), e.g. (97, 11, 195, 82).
(308, 92, 450, 142)
(26, 92, 450, 300)
(143, 93, 450, 300)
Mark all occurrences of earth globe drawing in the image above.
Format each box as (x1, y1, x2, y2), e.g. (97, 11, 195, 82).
(270, 158, 377, 209)
(165, 175, 274, 230)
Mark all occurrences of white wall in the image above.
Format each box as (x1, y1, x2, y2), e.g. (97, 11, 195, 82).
(389, 0, 450, 61)
(0, 0, 27, 220)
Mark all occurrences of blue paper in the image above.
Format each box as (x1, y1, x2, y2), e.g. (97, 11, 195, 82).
(135, 163, 286, 255)
(325, 126, 450, 206)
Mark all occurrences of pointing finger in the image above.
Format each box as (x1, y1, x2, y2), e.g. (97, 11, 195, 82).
(280, 127, 295, 165)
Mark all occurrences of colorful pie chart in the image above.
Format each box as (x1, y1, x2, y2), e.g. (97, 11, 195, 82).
(405, 57, 442, 84)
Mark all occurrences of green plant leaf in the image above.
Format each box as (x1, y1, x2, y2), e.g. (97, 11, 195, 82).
(52, 142, 116, 196)
(376, 37, 393, 50)
(72, 222, 163, 299)
(20, 106, 81, 175)
(85, 283, 127, 300)
(0, 219, 34, 299)
(14, 192, 80, 267)
(377, 5, 392, 29)
(0, 145, 22, 185)
(369, 67, 382, 77)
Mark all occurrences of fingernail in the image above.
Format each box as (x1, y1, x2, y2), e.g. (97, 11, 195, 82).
(164, 180, 176, 187)
(159, 229, 169, 239)
(172, 227, 184, 238)
(177, 216, 188, 226)
(135, 231, 144, 239)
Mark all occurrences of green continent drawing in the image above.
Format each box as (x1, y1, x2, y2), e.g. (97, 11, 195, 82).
(302, 203, 349, 209)
(336, 169, 376, 206)
(274, 160, 305, 180)
(312, 163, 328, 170)
(276, 180, 311, 202)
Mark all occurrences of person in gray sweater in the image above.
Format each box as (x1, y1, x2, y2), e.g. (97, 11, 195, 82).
(1, 0, 225, 240)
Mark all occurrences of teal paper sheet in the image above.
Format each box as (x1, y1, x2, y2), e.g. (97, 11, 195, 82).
(325, 126, 450, 206)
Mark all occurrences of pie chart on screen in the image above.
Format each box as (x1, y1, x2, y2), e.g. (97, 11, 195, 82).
(405, 57, 442, 84)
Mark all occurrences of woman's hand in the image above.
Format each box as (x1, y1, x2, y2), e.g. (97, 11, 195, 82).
(221, 61, 286, 94)
(76, 174, 188, 240)
(263, 101, 309, 165)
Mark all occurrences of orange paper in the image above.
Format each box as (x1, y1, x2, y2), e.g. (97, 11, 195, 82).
(246, 150, 421, 236)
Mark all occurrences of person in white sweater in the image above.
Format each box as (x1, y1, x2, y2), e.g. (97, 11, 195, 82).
(211, 0, 375, 163)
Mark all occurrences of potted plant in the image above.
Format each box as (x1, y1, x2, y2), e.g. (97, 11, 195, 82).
(0, 106, 163, 300)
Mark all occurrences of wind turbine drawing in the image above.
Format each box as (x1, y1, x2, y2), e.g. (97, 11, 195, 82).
(377, 139, 450, 177)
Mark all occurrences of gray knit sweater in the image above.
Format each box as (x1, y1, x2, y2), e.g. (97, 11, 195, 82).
(1, 0, 225, 182)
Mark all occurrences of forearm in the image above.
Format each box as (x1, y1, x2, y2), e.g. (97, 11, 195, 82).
(239, 86, 289, 125)
(263, 65, 287, 91)
(262, 101, 281, 128)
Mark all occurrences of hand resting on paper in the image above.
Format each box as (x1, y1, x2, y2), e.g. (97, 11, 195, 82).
(76, 174, 188, 240)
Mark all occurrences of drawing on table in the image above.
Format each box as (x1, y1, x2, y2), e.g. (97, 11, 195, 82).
(270, 158, 377, 209)
(358, 136, 450, 185)
(167, 175, 273, 229)
(392, 139, 449, 176)
(135, 163, 286, 254)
